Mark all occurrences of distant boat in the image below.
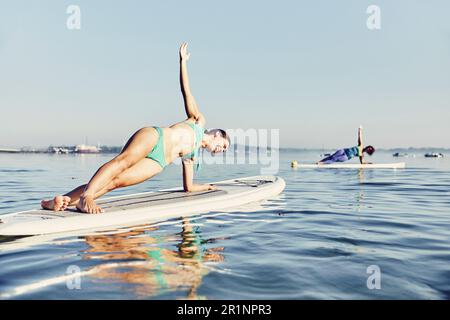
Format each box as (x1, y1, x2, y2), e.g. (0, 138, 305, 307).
(48, 147, 70, 154)
(0, 148, 20, 153)
(393, 152, 409, 158)
(75, 144, 101, 154)
(424, 152, 444, 158)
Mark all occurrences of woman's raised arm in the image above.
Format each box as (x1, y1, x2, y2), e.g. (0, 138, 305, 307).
(179, 42, 202, 120)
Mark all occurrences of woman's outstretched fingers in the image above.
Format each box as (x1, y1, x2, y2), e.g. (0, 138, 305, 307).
(180, 42, 190, 61)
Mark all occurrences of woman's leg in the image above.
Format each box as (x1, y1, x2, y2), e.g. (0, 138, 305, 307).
(319, 149, 347, 164)
(84, 128, 158, 194)
(42, 127, 160, 213)
(319, 150, 340, 163)
(77, 127, 159, 213)
(41, 158, 163, 212)
(334, 153, 349, 163)
(89, 158, 163, 205)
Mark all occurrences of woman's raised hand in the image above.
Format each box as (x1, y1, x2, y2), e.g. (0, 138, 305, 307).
(179, 42, 190, 61)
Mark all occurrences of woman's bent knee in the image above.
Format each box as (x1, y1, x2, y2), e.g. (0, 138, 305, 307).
(112, 156, 133, 172)
(109, 177, 123, 190)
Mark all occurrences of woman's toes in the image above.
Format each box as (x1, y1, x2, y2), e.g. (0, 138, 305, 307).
(41, 199, 54, 210)
(62, 196, 71, 205)
(53, 195, 69, 211)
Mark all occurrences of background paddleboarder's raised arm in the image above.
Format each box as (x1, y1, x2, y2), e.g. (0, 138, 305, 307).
(358, 126, 364, 164)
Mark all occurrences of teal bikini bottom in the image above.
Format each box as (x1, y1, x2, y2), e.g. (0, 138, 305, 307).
(146, 127, 167, 169)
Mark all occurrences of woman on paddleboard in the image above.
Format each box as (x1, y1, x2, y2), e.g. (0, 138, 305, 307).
(41, 43, 231, 214)
(317, 126, 375, 165)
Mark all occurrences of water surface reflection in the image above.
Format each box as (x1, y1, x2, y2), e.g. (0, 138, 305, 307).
(82, 217, 225, 299)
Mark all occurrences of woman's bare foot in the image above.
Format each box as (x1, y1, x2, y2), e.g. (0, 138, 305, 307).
(41, 195, 71, 211)
(76, 194, 104, 214)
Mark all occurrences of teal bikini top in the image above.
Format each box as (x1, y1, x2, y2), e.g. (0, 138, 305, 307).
(182, 122, 205, 171)
(344, 146, 361, 159)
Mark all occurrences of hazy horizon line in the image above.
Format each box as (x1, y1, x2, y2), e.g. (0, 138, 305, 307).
(1, 145, 449, 152)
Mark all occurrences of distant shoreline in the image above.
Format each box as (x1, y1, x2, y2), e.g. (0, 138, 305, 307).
(1, 145, 449, 155)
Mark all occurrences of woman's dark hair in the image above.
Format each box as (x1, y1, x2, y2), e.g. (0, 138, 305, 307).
(209, 128, 231, 148)
(363, 145, 375, 155)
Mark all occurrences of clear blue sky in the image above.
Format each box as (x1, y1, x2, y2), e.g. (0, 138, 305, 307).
(1, 0, 449, 148)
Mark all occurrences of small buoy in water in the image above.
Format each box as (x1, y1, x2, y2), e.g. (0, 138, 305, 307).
(291, 160, 298, 168)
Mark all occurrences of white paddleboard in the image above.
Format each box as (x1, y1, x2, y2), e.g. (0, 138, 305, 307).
(293, 162, 406, 169)
(0, 176, 285, 236)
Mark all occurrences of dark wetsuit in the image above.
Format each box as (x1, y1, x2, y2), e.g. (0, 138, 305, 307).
(320, 146, 361, 164)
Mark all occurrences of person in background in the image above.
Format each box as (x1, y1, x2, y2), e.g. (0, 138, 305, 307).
(317, 126, 375, 165)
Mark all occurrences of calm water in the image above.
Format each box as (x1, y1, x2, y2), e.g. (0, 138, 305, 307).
(0, 151, 449, 299)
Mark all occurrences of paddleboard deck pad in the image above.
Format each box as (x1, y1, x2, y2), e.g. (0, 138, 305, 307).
(0, 176, 285, 236)
(294, 162, 406, 169)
